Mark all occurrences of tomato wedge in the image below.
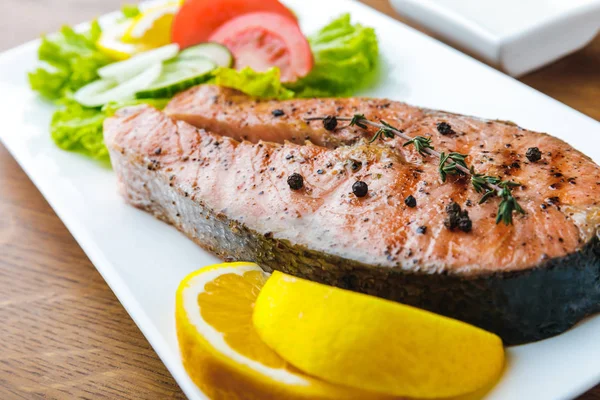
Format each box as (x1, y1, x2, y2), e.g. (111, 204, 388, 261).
(172, 0, 296, 49)
(209, 12, 313, 82)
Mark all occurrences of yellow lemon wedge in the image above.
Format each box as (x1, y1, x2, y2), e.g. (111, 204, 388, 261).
(175, 262, 401, 400)
(96, 20, 146, 60)
(253, 271, 505, 399)
(122, 2, 179, 48)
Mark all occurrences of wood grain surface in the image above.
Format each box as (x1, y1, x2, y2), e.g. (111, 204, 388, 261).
(1, 1, 599, 399)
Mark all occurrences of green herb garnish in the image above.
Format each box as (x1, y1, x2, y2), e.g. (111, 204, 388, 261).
(305, 114, 525, 226)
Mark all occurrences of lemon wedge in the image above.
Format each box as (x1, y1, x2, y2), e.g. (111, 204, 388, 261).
(96, 20, 146, 60)
(122, 2, 179, 48)
(96, 3, 179, 60)
(175, 262, 398, 400)
(253, 271, 505, 399)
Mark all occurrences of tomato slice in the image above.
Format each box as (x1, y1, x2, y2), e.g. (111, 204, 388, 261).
(172, 0, 296, 49)
(209, 12, 313, 82)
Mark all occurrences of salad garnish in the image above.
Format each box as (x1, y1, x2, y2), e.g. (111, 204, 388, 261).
(28, 22, 112, 100)
(28, 1, 379, 162)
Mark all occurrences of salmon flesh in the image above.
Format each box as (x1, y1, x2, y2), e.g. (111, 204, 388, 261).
(105, 87, 600, 344)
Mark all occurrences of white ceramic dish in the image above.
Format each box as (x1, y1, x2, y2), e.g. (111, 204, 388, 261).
(389, 0, 600, 76)
(1, 1, 599, 399)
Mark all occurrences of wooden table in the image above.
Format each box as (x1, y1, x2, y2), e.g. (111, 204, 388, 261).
(1, 1, 598, 399)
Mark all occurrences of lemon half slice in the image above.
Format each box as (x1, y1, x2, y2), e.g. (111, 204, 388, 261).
(175, 262, 397, 400)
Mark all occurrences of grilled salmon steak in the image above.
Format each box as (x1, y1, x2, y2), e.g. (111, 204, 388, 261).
(106, 89, 600, 345)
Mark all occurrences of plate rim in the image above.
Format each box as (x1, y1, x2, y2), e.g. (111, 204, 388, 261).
(1, 1, 600, 399)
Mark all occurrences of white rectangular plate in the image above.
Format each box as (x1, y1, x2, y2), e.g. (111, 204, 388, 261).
(1, 1, 599, 399)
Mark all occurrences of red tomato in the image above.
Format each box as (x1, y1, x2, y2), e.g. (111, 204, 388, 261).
(209, 12, 313, 82)
(172, 0, 297, 49)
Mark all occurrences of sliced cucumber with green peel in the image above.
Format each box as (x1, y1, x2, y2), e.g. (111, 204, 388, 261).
(97, 44, 179, 82)
(177, 43, 233, 67)
(74, 63, 163, 107)
(135, 57, 216, 99)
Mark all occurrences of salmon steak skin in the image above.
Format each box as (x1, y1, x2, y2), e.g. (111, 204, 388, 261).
(106, 89, 600, 345)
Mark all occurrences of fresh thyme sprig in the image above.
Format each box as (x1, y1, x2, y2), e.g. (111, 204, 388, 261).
(369, 128, 395, 143)
(349, 113, 368, 129)
(470, 167, 501, 194)
(439, 152, 468, 182)
(403, 136, 434, 156)
(305, 114, 525, 225)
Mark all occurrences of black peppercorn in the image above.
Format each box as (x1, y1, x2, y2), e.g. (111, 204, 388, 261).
(436, 122, 454, 135)
(458, 214, 472, 232)
(416, 226, 427, 234)
(350, 160, 362, 171)
(352, 181, 368, 197)
(404, 195, 417, 208)
(526, 147, 542, 162)
(323, 115, 338, 131)
(272, 109, 285, 117)
(444, 202, 472, 232)
(444, 212, 460, 230)
(446, 201, 461, 214)
(547, 196, 560, 205)
(287, 173, 304, 190)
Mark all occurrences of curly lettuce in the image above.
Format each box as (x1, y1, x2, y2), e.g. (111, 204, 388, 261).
(50, 100, 108, 161)
(209, 67, 295, 100)
(287, 14, 379, 97)
(28, 22, 112, 100)
(51, 98, 169, 162)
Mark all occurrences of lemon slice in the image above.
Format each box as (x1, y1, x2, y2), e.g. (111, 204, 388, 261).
(96, 20, 146, 60)
(122, 2, 179, 48)
(253, 271, 505, 399)
(175, 262, 398, 400)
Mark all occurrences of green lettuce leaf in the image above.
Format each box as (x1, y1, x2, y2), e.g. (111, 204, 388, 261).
(209, 67, 295, 100)
(50, 100, 109, 161)
(50, 98, 169, 162)
(28, 21, 112, 100)
(287, 14, 379, 97)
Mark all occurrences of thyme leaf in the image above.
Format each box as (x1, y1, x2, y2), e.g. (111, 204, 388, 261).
(402, 136, 434, 157)
(349, 113, 368, 129)
(369, 127, 395, 143)
(496, 182, 525, 225)
(479, 190, 496, 204)
(439, 152, 468, 182)
(470, 167, 501, 193)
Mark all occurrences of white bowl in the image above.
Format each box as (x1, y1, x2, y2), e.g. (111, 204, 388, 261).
(389, 0, 600, 76)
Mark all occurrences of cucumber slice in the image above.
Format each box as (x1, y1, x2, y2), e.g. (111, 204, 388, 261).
(74, 63, 163, 107)
(97, 44, 179, 82)
(177, 43, 233, 68)
(135, 57, 216, 99)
